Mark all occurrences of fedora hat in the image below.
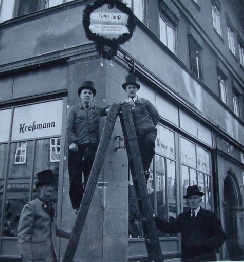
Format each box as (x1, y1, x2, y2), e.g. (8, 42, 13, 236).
(183, 185, 205, 199)
(36, 170, 54, 189)
(78, 81, 97, 97)
(122, 74, 140, 90)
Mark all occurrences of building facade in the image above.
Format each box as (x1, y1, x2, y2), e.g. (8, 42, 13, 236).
(0, 0, 244, 261)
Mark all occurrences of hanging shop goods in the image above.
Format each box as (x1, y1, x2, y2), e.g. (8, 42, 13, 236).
(83, 0, 136, 60)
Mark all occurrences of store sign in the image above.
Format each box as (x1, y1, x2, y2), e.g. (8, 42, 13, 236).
(11, 100, 63, 140)
(83, 0, 136, 59)
(0, 109, 12, 142)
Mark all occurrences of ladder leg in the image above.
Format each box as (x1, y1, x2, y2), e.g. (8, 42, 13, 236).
(120, 103, 164, 262)
(62, 103, 121, 262)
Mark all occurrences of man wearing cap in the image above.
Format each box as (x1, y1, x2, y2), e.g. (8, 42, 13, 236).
(18, 170, 58, 262)
(66, 80, 109, 210)
(154, 185, 226, 262)
(122, 74, 160, 181)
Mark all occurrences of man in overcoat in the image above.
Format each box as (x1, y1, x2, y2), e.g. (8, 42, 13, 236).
(18, 170, 58, 262)
(154, 185, 226, 262)
(66, 81, 109, 210)
(122, 74, 160, 181)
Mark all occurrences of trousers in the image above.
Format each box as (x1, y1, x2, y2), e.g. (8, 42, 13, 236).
(68, 143, 98, 209)
(137, 130, 157, 173)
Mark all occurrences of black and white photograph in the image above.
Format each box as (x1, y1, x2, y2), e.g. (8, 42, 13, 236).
(0, 0, 244, 261)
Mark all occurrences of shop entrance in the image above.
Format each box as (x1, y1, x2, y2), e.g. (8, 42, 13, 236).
(224, 174, 244, 261)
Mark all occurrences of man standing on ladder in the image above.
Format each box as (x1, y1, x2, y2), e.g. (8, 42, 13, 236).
(121, 74, 160, 182)
(66, 81, 109, 211)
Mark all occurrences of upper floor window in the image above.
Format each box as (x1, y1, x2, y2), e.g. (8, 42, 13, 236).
(123, 0, 144, 22)
(211, 4, 221, 36)
(189, 36, 203, 80)
(159, 15, 176, 53)
(239, 43, 244, 68)
(227, 26, 236, 56)
(218, 74, 227, 104)
(232, 89, 240, 117)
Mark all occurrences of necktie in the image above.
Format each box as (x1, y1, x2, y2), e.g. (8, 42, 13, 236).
(191, 210, 195, 218)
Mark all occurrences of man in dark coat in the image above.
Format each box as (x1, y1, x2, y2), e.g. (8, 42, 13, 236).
(154, 185, 226, 262)
(122, 74, 160, 181)
(66, 81, 109, 210)
(18, 170, 57, 262)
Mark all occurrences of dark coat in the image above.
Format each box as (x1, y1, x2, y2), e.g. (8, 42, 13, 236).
(155, 208, 226, 261)
(18, 198, 57, 262)
(131, 97, 160, 136)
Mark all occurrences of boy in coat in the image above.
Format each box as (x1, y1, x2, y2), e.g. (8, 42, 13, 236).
(154, 185, 226, 262)
(122, 74, 160, 181)
(18, 170, 57, 262)
(66, 81, 109, 210)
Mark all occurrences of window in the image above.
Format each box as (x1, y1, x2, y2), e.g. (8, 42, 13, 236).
(14, 141, 27, 164)
(227, 26, 236, 55)
(239, 43, 244, 67)
(189, 36, 203, 80)
(218, 74, 227, 104)
(181, 138, 212, 212)
(45, 0, 63, 8)
(0, 0, 15, 22)
(159, 15, 176, 53)
(50, 138, 61, 162)
(123, 0, 144, 22)
(211, 4, 221, 36)
(233, 89, 240, 116)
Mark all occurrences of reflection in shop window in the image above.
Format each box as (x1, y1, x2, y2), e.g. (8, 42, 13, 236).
(181, 137, 212, 211)
(14, 141, 27, 164)
(50, 138, 61, 162)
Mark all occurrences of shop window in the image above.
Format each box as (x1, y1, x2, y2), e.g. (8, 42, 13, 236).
(232, 89, 240, 117)
(123, 0, 144, 22)
(50, 138, 61, 162)
(159, 15, 176, 53)
(181, 137, 212, 212)
(239, 43, 244, 68)
(189, 36, 203, 80)
(211, 3, 221, 36)
(14, 141, 27, 164)
(218, 74, 227, 104)
(227, 26, 236, 56)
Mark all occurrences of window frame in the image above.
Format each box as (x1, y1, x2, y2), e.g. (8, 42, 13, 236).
(211, 3, 222, 36)
(123, 0, 144, 22)
(217, 74, 228, 104)
(238, 43, 244, 68)
(227, 25, 236, 56)
(159, 14, 176, 53)
(232, 88, 240, 117)
(188, 35, 203, 80)
(14, 141, 27, 165)
(50, 137, 61, 163)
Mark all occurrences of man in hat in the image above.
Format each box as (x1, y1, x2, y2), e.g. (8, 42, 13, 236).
(66, 80, 109, 210)
(18, 170, 58, 262)
(154, 185, 226, 262)
(122, 74, 160, 181)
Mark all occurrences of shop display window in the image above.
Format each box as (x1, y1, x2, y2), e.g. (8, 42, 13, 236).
(181, 137, 212, 212)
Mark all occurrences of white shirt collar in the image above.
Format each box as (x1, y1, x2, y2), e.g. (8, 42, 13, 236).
(192, 206, 200, 217)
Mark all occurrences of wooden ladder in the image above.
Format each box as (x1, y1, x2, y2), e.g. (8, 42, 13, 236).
(62, 103, 163, 262)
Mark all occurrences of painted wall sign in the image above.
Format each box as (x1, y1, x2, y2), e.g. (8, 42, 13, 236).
(83, 0, 136, 59)
(11, 100, 63, 140)
(0, 108, 12, 142)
